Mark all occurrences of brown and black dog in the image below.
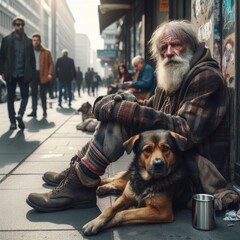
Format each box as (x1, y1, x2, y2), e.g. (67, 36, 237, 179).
(83, 129, 191, 235)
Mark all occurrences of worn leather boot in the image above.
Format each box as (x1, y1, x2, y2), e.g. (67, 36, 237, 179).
(26, 162, 99, 212)
(42, 155, 81, 186)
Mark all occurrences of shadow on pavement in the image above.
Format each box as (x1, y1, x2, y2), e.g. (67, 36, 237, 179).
(26, 118, 56, 132)
(25, 207, 112, 239)
(56, 106, 76, 115)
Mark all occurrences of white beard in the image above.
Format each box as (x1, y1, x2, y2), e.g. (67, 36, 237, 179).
(156, 49, 193, 93)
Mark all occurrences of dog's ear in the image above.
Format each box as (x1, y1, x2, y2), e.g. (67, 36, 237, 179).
(169, 131, 187, 151)
(123, 134, 141, 154)
(87, 102, 92, 107)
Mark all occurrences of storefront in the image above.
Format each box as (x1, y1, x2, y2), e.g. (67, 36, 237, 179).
(98, 0, 239, 185)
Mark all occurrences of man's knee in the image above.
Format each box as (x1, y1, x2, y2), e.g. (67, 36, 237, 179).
(93, 122, 130, 162)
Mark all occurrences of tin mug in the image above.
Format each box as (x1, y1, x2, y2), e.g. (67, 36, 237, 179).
(192, 193, 215, 231)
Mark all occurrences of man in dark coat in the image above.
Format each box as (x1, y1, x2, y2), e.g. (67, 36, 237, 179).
(0, 16, 35, 130)
(55, 49, 76, 107)
(85, 67, 93, 96)
(27, 20, 239, 213)
(76, 66, 83, 97)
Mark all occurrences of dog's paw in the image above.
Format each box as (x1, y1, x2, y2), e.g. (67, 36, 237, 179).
(97, 185, 122, 197)
(82, 218, 105, 235)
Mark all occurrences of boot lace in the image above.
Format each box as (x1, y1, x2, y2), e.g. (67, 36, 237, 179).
(60, 154, 80, 175)
(52, 155, 80, 195)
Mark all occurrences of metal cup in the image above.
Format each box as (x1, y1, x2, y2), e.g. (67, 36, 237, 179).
(192, 194, 215, 231)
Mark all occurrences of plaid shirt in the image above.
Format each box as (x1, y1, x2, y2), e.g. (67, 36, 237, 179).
(115, 43, 229, 178)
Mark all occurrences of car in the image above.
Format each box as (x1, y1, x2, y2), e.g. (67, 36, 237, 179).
(0, 76, 7, 103)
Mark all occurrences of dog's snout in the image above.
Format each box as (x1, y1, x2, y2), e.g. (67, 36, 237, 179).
(153, 159, 164, 168)
(151, 158, 167, 176)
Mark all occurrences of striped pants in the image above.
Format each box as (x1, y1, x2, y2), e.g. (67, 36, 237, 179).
(77, 122, 136, 180)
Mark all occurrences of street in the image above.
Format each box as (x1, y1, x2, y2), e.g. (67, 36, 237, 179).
(0, 87, 239, 240)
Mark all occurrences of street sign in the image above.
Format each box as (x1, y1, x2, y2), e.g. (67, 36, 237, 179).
(97, 49, 118, 58)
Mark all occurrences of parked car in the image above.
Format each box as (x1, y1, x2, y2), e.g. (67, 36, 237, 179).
(0, 76, 7, 103)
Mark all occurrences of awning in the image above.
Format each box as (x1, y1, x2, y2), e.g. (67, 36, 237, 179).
(98, 1, 131, 34)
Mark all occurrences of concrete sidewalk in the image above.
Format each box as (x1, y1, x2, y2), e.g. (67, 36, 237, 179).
(0, 87, 239, 240)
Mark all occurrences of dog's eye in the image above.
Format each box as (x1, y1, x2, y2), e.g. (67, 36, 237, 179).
(144, 146, 153, 154)
(161, 145, 169, 153)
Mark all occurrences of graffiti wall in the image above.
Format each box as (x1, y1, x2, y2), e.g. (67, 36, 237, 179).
(191, 0, 237, 180)
(222, 0, 235, 86)
(191, 0, 214, 52)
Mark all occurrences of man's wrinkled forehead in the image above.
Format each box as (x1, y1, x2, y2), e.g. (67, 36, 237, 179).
(160, 33, 183, 44)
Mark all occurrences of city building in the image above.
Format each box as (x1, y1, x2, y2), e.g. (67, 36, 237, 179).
(75, 33, 90, 74)
(0, 0, 76, 63)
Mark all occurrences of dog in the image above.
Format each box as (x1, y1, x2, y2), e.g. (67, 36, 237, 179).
(83, 129, 191, 235)
(76, 101, 99, 132)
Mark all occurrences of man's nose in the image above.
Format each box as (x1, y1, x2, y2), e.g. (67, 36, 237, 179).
(165, 45, 174, 57)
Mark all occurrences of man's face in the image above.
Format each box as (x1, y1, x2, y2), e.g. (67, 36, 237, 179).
(133, 61, 144, 72)
(32, 37, 41, 49)
(13, 21, 25, 34)
(159, 34, 187, 59)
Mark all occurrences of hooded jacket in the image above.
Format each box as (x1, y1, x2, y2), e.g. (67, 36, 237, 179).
(113, 43, 229, 179)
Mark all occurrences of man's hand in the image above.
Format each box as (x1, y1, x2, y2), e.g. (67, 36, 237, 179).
(47, 74, 52, 81)
(124, 81, 132, 88)
(93, 94, 123, 121)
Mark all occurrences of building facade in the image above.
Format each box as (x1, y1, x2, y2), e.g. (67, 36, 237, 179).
(0, 0, 75, 63)
(75, 33, 91, 74)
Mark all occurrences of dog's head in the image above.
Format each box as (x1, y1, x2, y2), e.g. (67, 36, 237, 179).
(77, 102, 92, 114)
(124, 130, 187, 180)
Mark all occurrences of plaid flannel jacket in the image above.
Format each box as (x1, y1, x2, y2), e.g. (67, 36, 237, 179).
(115, 43, 229, 178)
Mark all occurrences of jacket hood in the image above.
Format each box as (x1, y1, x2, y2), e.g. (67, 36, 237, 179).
(190, 42, 220, 70)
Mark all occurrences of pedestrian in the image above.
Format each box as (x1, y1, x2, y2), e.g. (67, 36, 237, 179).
(55, 49, 76, 107)
(107, 64, 132, 94)
(76, 66, 83, 97)
(27, 33, 54, 118)
(92, 71, 101, 97)
(0, 16, 35, 130)
(124, 55, 157, 100)
(85, 67, 93, 96)
(27, 20, 239, 213)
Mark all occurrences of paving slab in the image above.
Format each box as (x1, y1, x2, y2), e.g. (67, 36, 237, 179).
(0, 88, 240, 240)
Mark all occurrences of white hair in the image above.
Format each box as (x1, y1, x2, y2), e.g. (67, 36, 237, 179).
(131, 55, 144, 66)
(61, 49, 68, 55)
(149, 20, 199, 62)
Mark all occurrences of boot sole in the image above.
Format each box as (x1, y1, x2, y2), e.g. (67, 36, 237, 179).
(26, 198, 97, 212)
(42, 176, 60, 186)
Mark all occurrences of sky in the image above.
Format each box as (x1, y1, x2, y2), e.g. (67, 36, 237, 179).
(66, 0, 104, 51)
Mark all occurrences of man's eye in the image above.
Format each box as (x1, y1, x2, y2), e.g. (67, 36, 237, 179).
(159, 45, 167, 52)
(172, 43, 183, 49)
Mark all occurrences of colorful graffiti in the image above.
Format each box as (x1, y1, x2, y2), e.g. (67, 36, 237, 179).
(222, 37, 234, 79)
(222, 0, 235, 83)
(222, 0, 235, 33)
(192, 0, 214, 43)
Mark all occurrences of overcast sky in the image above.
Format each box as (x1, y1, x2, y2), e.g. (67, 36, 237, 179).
(66, 0, 104, 51)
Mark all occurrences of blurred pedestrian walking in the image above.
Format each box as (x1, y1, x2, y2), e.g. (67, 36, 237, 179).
(0, 16, 35, 130)
(55, 49, 76, 107)
(27, 33, 54, 118)
(92, 71, 101, 97)
(85, 67, 93, 96)
(76, 66, 83, 97)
